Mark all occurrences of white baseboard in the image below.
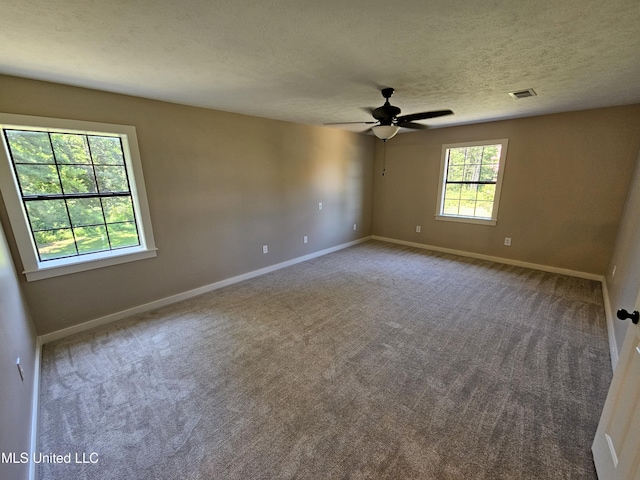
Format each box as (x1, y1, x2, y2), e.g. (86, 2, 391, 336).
(28, 336, 42, 480)
(39, 237, 372, 344)
(601, 280, 619, 371)
(39, 234, 611, 350)
(372, 236, 604, 281)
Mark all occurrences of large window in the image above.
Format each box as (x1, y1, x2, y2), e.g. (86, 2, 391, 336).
(0, 114, 156, 281)
(435, 139, 508, 225)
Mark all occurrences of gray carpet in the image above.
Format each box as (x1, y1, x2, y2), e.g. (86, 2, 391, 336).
(37, 240, 612, 479)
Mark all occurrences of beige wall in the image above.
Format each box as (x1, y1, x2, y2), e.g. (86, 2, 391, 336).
(0, 75, 375, 334)
(2, 73, 640, 337)
(0, 221, 36, 480)
(605, 149, 640, 353)
(372, 106, 640, 275)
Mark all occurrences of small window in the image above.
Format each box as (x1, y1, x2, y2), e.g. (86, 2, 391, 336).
(435, 139, 508, 226)
(0, 114, 157, 281)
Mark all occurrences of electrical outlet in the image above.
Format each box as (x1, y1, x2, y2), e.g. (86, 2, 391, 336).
(318, 202, 323, 210)
(303, 236, 308, 244)
(262, 245, 268, 254)
(504, 237, 512, 246)
(16, 358, 24, 382)
(353, 224, 357, 231)
(416, 226, 421, 233)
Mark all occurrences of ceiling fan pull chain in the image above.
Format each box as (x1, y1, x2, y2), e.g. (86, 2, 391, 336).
(382, 139, 387, 176)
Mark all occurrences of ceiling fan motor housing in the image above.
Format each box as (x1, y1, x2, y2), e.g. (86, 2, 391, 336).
(372, 87, 401, 125)
(372, 106, 400, 124)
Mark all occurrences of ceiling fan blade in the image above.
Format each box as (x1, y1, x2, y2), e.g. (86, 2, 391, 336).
(397, 121, 428, 130)
(396, 109, 454, 123)
(324, 121, 378, 125)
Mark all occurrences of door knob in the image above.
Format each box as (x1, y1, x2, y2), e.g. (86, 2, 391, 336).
(616, 309, 639, 324)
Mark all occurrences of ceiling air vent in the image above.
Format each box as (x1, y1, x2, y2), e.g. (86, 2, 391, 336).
(509, 88, 537, 99)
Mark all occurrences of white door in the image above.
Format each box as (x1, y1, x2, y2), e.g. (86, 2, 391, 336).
(592, 295, 640, 479)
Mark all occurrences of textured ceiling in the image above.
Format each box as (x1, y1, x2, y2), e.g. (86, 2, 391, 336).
(1, 0, 639, 133)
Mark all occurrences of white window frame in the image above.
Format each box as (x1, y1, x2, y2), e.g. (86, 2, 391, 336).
(0, 113, 157, 281)
(435, 138, 508, 226)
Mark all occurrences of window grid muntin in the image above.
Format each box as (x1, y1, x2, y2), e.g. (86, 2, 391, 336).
(3, 129, 141, 262)
(442, 144, 502, 219)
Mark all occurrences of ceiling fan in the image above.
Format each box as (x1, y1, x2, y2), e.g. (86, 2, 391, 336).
(326, 87, 453, 141)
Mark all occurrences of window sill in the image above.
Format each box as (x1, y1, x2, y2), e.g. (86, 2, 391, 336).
(435, 214, 497, 226)
(23, 247, 158, 281)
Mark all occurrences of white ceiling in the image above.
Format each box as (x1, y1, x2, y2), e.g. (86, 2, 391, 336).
(1, 0, 639, 133)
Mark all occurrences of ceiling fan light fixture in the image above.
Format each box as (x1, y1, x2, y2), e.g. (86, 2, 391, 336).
(372, 125, 400, 141)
